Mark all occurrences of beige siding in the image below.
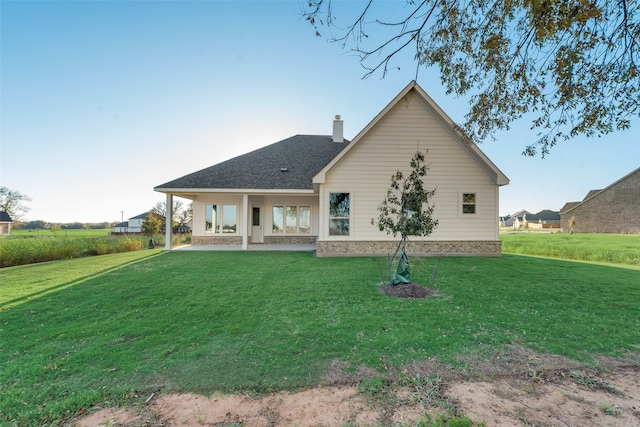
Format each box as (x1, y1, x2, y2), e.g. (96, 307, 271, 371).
(322, 92, 499, 241)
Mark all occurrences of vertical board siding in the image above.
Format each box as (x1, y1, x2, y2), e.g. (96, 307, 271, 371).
(323, 92, 499, 241)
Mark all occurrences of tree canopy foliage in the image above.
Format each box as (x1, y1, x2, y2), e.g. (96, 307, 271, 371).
(0, 186, 31, 220)
(304, 0, 640, 156)
(141, 211, 162, 237)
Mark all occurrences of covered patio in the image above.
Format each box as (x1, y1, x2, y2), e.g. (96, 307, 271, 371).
(172, 243, 316, 252)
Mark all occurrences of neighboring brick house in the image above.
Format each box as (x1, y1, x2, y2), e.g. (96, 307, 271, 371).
(560, 167, 640, 233)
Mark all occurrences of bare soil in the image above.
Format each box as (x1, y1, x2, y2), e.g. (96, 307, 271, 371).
(71, 346, 640, 426)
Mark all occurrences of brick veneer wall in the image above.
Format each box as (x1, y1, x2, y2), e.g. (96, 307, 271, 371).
(560, 170, 640, 234)
(264, 235, 318, 244)
(316, 240, 502, 257)
(191, 236, 243, 245)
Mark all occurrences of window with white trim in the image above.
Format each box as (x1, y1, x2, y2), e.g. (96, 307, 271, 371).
(272, 205, 311, 234)
(329, 192, 350, 235)
(205, 204, 237, 233)
(462, 193, 476, 214)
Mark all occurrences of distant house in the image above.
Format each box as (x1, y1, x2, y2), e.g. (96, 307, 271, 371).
(526, 210, 561, 230)
(113, 212, 148, 233)
(560, 167, 640, 233)
(155, 81, 509, 256)
(501, 210, 532, 228)
(0, 211, 13, 235)
(113, 212, 192, 234)
(501, 210, 560, 229)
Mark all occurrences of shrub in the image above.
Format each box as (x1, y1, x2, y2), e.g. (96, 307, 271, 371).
(0, 235, 150, 268)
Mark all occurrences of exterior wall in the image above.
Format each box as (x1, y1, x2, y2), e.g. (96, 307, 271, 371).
(128, 218, 144, 233)
(0, 223, 10, 235)
(191, 193, 319, 244)
(316, 240, 502, 257)
(560, 169, 640, 233)
(319, 91, 501, 250)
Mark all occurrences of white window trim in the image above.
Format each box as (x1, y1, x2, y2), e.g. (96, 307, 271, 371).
(272, 205, 312, 235)
(327, 191, 352, 239)
(205, 203, 239, 235)
(459, 191, 478, 218)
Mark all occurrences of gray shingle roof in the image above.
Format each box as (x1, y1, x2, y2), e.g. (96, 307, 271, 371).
(156, 135, 351, 190)
(0, 211, 13, 222)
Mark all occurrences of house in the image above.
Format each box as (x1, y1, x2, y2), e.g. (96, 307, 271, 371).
(114, 212, 192, 234)
(155, 81, 509, 256)
(560, 167, 640, 233)
(113, 212, 148, 233)
(501, 210, 532, 228)
(0, 211, 13, 235)
(501, 209, 560, 229)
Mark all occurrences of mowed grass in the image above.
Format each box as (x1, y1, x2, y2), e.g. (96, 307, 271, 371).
(501, 232, 640, 265)
(1, 239, 639, 425)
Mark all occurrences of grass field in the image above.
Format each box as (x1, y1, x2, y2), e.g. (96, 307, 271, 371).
(501, 232, 640, 265)
(9, 228, 113, 238)
(1, 235, 639, 425)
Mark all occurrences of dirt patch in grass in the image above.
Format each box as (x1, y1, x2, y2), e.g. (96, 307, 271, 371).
(72, 346, 640, 426)
(381, 282, 436, 299)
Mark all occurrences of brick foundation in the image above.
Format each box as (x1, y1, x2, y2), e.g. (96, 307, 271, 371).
(264, 235, 318, 244)
(191, 236, 243, 245)
(315, 240, 502, 257)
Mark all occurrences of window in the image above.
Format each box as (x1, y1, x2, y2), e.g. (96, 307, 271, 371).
(272, 205, 311, 234)
(205, 204, 237, 233)
(286, 206, 297, 233)
(462, 193, 476, 214)
(329, 192, 350, 235)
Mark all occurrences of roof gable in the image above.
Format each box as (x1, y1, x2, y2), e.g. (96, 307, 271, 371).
(156, 135, 351, 191)
(313, 81, 509, 186)
(562, 167, 640, 214)
(0, 211, 13, 222)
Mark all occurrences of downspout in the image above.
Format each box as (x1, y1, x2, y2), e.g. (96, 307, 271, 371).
(164, 193, 173, 250)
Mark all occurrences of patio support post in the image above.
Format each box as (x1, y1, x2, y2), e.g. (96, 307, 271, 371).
(165, 193, 173, 250)
(242, 194, 248, 250)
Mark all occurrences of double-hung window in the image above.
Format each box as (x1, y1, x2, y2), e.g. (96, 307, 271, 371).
(462, 193, 476, 214)
(205, 204, 237, 233)
(329, 192, 350, 235)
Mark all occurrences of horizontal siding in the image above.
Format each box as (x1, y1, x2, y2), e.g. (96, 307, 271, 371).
(323, 92, 499, 241)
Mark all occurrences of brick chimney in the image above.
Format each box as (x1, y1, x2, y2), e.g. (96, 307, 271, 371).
(332, 115, 344, 143)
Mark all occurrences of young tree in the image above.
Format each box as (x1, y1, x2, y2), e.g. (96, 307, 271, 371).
(141, 212, 161, 238)
(303, 1, 639, 157)
(0, 186, 31, 221)
(372, 151, 438, 285)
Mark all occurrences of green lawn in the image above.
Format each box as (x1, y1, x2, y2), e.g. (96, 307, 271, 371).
(1, 239, 639, 425)
(501, 232, 640, 265)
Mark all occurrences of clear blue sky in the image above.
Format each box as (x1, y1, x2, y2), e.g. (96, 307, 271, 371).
(2, 0, 638, 223)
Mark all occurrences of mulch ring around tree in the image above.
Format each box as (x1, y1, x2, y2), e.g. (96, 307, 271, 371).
(381, 283, 437, 299)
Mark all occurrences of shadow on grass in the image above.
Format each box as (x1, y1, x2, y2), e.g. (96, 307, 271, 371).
(0, 251, 165, 310)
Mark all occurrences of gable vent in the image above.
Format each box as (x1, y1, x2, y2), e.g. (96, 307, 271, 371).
(280, 167, 288, 172)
